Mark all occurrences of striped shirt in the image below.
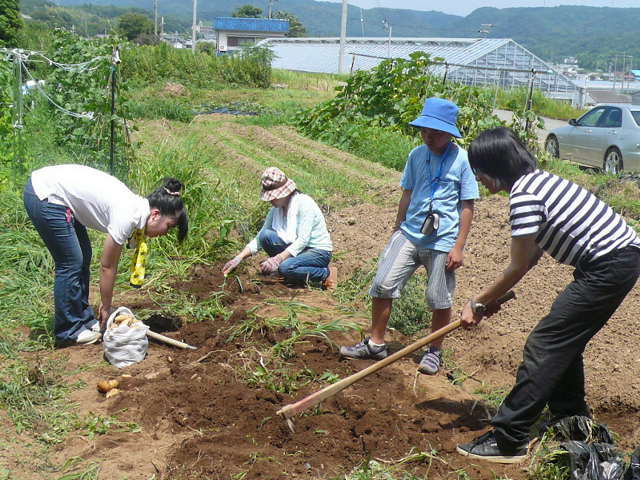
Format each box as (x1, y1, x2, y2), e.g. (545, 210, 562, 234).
(510, 170, 640, 266)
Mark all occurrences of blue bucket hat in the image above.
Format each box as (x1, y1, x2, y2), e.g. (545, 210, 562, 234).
(409, 97, 462, 138)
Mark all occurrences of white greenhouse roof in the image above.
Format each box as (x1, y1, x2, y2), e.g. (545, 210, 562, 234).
(258, 37, 580, 99)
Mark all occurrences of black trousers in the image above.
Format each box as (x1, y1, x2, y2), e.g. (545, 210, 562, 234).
(492, 246, 640, 448)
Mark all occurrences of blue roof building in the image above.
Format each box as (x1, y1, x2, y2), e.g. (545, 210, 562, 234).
(214, 17, 289, 54)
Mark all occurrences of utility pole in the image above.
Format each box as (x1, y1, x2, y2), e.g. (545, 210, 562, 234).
(153, 0, 158, 37)
(360, 7, 365, 37)
(267, 0, 278, 19)
(338, 0, 348, 73)
(191, 0, 197, 53)
(160, 16, 164, 37)
(382, 18, 391, 58)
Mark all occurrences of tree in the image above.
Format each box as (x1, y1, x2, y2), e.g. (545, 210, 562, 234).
(232, 5, 262, 18)
(0, 0, 23, 47)
(272, 10, 305, 37)
(117, 12, 153, 41)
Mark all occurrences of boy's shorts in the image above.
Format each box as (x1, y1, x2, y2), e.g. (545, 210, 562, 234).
(369, 230, 455, 310)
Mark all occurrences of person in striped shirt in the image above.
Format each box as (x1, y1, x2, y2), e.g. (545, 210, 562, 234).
(456, 127, 640, 464)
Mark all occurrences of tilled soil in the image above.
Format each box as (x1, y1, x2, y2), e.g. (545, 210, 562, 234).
(5, 119, 640, 479)
(29, 190, 640, 479)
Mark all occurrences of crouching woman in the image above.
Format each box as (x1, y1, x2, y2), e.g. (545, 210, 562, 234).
(223, 167, 336, 288)
(23, 164, 188, 347)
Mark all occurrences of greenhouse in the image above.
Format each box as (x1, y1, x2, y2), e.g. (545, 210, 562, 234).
(258, 37, 587, 106)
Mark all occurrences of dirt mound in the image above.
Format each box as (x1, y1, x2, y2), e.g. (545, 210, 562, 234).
(162, 82, 186, 97)
(105, 302, 510, 480)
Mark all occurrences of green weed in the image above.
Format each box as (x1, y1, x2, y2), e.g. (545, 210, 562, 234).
(121, 43, 273, 89)
(473, 384, 510, 415)
(246, 362, 315, 394)
(528, 434, 572, 480)
(344, 449, 441, 480)
(496, 86, 586, 120)
(81, 413, 141, 439)
(0, 358, 79, 444)
(56, 457, 101, 480)
(334, 265, 376, 311)
(388, 274, 432, 337)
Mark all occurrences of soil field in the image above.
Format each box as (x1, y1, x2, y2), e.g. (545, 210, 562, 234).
(3, 117, 640, 479)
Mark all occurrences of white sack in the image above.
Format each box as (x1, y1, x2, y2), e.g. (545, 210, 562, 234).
(103, 306, 149, 368)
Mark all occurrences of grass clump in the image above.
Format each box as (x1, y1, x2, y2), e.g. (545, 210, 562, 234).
(334, 267, 431, 337)
(496, 86, 586, 121)
(0, 357, 80, 444)
(388, 274, 432, 337)
(121, 43, 274, 89)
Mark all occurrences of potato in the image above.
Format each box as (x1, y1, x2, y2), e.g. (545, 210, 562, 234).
(114, 313, 134, 325)
(105, 388, 120, 399)
(96, 379, 119, 393)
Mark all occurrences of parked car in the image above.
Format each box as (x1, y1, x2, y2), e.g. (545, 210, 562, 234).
(545, 103, 640, 174)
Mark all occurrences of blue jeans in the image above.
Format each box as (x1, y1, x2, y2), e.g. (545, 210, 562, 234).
(259, 228, 332, 285)
(23, 178, 95, 342)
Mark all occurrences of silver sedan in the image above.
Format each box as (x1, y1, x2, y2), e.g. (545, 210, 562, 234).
(545, 103, 640, 174)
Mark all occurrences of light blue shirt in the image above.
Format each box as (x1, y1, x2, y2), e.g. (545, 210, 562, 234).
(400, 143, 479, 252)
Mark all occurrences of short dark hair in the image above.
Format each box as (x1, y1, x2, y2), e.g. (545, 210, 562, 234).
(147, 178, 188, 241)
(468, 127, 536, 187)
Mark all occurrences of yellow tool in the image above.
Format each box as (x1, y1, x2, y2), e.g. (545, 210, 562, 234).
(129, 229, 148, 288)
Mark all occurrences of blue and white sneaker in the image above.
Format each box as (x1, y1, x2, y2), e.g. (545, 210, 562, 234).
(340, 337, 388, 360)
(418, 346, 442, 375)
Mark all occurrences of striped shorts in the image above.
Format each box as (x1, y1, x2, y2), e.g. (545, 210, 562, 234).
(369, 230, 455, 310)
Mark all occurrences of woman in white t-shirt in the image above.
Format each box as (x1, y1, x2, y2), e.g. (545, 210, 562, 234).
(23, 164, 188, 347)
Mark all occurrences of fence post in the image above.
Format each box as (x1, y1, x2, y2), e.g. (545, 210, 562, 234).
(109, 46, 120, 176)
(442, 63, 449, 86)
(524, 69, 536, 133)
(12, 51, 25, 175)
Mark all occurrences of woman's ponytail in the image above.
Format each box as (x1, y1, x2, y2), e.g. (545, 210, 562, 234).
(147, 178, 189, 241)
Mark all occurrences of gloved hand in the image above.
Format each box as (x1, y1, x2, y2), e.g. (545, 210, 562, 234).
(223, 255, 243, 276)
(260, 255, 282, 274)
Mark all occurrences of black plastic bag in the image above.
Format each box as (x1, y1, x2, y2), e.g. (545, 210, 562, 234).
(548, 415, 614, 444)
(626, 448, 640, 480)
(560, 441, 626, 480)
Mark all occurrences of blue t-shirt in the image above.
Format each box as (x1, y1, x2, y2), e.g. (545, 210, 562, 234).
(400, 143, 479, 252)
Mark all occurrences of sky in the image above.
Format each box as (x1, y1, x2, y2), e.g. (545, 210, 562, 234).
(323, 1, 637, 17)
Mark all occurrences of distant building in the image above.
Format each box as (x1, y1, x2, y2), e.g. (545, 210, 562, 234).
(214, 17, 289, 54)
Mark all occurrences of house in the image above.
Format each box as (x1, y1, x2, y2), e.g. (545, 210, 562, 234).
(214, 17, 289, 54)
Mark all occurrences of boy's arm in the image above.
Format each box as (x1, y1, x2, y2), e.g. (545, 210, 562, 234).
(446, 199, 474, 271)
(392, 189, 412, 231)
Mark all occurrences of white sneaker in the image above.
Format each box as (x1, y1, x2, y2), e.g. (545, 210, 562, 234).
(88, 320, 101, 333)
(76, 328, 101, 345)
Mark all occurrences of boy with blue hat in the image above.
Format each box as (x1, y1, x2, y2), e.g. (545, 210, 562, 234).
(341, 97, 479, 374)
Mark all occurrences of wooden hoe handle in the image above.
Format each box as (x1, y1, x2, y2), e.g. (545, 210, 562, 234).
(276, 290, 516, 419)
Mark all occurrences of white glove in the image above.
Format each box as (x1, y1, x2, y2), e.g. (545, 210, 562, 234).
(260, 255, 282, 274)
(223, 255, 243, 276)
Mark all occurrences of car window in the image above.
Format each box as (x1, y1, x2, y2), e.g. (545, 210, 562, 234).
(631, 111, 640, 127)
(598, 107, 622, 128)
(578, 107, 607, 127)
